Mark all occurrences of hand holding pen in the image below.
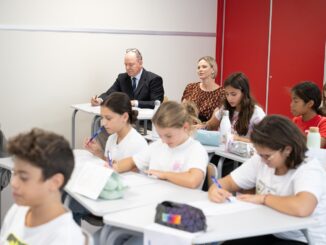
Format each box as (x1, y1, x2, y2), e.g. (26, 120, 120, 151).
(209, 176, 232, 203)
(90, 95, 103, 106)
(86, 126, 104, 146)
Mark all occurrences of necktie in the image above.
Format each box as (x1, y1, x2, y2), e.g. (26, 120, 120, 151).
(132, 77, 137, 94)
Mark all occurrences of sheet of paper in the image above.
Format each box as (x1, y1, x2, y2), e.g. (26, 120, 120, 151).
(69, 161, 113, 200)
(121, 173, 157, 187)
(189, 197, 258, 216)
(144, 223, 197, 245)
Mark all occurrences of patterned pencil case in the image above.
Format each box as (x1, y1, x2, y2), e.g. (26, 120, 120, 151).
(154, 201, 207, 233)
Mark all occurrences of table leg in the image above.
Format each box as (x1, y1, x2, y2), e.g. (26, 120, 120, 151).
(143, 120, 148, 135)
(71, 109, 78, 149)
(217, 157, 225, 179)
(92, 116, 101, 136)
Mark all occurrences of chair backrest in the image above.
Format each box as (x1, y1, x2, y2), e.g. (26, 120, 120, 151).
(82, 228, 94, 245)
(207, 163, 218, 188)
(306, 148, 326, 171)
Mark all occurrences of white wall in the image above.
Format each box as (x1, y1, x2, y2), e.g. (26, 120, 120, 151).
(0, 0, 217, 148)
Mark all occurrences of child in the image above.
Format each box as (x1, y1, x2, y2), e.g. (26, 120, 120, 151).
(208, 115, 326, 244)
(85, 92, 148, 162)
(291, 81, 326, 148)
(0, 128, 85, 245)
(202, 72, 265, 142)
(70, 92, 148, 225)
(114, 101, 208, 189)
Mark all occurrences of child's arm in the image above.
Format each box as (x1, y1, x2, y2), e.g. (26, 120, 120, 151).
(146, 168, 204, 189)
(238, 192, 318, 217)
(205, 108, 221, 130)
(321, 137, 326, 148)
(114, 157, 137, 173)
(233, 135, 251, 143)
(83, 138, 105, 160)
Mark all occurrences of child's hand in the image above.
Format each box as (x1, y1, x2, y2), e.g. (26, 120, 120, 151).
(145, 169, 165, 179)
(237, 194, 265, 205)
(208, 184, 232, 203)
(83, 137, 102, 156)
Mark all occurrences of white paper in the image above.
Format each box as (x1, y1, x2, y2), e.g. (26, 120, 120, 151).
(144, 223, 197, 245)
(68, 161, 113, 200)
(189, 197, 257, 216)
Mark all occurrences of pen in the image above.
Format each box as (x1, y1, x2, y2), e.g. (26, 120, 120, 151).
(86, 126, 104, 145)
(107, 151, 113, 167)
(210, 176, 231, 202)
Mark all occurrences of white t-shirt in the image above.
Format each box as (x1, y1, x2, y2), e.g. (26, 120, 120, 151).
(133, 137, 208, 189)
(104, 128, 148, 161)
(215, 105, 265, 138)
(231, 155, 326, 244)
(0, 204, 85, 245)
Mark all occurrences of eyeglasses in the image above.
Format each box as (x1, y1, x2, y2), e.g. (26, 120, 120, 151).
(258, 150, 279, 161)
(125, 48, 142, 60)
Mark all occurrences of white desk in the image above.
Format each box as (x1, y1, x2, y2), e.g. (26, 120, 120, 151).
(103, 202, 316, 244)
(213, 145, 249, 179)
(71, 103, 154, 148)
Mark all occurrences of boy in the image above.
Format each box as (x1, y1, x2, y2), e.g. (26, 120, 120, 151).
(0, 128, 85, 244)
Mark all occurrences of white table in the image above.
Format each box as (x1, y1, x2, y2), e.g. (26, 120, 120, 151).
(214, 145, 249, 179)
(103, 202, 316, 244)
(0, 157, 14, 228)
(71, 103, 154, 148)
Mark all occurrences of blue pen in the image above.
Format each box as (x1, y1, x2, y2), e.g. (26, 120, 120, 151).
(210, 176, 231, 202)
(107, 151, 113, 167)
(86, 126, 104, 145)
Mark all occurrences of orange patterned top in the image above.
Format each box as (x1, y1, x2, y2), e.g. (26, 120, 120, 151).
(181, 82, 225, 122)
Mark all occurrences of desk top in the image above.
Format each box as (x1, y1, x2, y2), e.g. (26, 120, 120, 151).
(0, 157, 13, 171)
(215, 145, 249, 163)
(71, 103, 154, 120)
(103, 202, 316, 243)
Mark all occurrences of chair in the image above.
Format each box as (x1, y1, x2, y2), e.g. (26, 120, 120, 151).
(207, 163, 218, 188)
(82, 228, 94, 245)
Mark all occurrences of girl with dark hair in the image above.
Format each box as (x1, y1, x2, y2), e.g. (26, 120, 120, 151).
(203, 72, 265, 142)
(85, 92, 148, 161)
(291, 81, 326, 148)
(71, 92, 148, 225)
(208, 115, 326, 244)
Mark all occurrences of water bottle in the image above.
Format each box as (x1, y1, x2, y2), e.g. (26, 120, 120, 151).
(307, 127, 321, 149)
(151, 100, 161, 139)
(219, 110, 232, 150)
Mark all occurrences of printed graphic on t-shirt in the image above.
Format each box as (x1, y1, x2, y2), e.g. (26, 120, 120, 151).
(256, 179, 276, 194)
(7, 233, 27, 245)
(172, 161, 183, 172)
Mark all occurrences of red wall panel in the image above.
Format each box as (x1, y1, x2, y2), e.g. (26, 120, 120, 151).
(268, 0, 326, 116)
(222, 0, 270, 109)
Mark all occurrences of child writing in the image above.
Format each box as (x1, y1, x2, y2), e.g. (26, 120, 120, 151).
(201, 72, 265, 142)
(70, 92, 148, 225)
(0, 129, 85, 245)
(208, 115, 326, 244)
(114, 101, 209, 189)
(291, 81, 326, 148)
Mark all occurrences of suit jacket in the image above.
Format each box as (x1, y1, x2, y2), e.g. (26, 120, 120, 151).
(99, 69, 164, 109)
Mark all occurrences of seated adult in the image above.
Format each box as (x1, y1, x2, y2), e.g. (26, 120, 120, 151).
(91, 48, 164, 109)
(181, 56, 225, 122)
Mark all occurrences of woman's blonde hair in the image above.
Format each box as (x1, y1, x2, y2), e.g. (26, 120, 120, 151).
(152, 101, 200, 131)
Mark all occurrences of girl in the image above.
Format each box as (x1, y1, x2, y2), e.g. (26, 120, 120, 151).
(202, 72, 265, 142)
(209, 115, 326, 244)
(291, 81, 326, 148)
(85, 92, 148, 162)
(114, 101, 208, 189)
(181, 56, 225, 122)
(70, 92, 148, 225)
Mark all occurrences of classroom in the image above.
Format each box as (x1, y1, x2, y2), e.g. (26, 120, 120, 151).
(1, 0, 326, 244)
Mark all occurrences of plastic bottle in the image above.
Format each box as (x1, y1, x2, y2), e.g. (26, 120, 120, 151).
(219, 110, 232, 150)
(307, 127, 321, 149)
(151, 100, 161, 139)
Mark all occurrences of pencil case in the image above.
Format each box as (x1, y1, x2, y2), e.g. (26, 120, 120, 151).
(99, 172, 128, 200)
(154, 201, 207, 233)
(194, 129, 220, 146)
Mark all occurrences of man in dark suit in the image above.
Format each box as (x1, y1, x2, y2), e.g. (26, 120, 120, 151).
(91, 48, 164, 109)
